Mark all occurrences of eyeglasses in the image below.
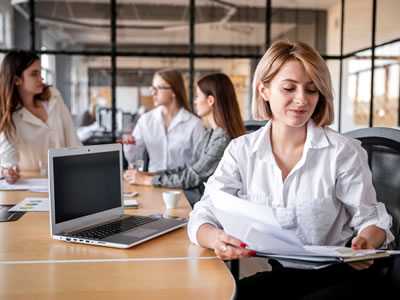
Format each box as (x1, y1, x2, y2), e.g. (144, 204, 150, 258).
(150, 86, 171, 94)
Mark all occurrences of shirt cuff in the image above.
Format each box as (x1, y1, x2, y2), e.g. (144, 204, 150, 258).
(187, 215, 220, 246)
(357, 203, 395, 248)
(151, 175, 161, 187)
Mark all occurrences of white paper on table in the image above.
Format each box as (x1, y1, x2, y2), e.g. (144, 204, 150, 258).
(8, 197, 49, 212)
(0, 178, 48, 192)
(28, 188, 49, 193)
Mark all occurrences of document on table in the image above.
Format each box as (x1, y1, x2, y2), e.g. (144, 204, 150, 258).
(124, 199, 138, 208)
(206, 184, 400, 266)
(0, 178, 48, 192)
(8, 197, 49, 212)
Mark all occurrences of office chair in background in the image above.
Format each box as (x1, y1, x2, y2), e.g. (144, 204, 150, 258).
(346, 126, 400, 296)
(244, 120, 268, 133)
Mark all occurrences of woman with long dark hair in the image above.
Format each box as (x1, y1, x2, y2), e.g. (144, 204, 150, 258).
(124, 73, 246, 205)
(0, 50, 81, 183)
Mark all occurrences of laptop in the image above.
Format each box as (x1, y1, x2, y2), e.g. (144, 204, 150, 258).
(48, 143, 187, 248)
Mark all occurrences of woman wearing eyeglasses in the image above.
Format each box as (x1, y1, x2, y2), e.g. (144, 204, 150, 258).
(124, 73, 246, 206)
(124, 69, 204, 172)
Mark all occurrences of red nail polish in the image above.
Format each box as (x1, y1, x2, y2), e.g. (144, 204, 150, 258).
(240, 243, 247, 248)
(248, 251, 256, 256)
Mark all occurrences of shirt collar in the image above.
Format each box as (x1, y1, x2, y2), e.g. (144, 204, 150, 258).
(305, 120, 330, 149)
(212, 126, 225, 136)
(251, 121, 271, 160)
(166, 107, 193, 131)
(17, 99, 52, 127)
(251, 120, 330, 161)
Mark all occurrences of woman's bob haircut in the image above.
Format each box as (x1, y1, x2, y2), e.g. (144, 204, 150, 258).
(252, 40, 334, 127)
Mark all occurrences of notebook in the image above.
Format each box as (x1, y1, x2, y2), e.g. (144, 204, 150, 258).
(48, 143, 187, 248)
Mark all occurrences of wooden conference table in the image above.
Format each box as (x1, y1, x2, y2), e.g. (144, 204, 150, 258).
(0, 173, 236, 299)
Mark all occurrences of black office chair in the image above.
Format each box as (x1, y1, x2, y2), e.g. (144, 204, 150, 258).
(244, 120, 268, 133)
(346, 127, 400, 296)
(143, 148, 149, 172)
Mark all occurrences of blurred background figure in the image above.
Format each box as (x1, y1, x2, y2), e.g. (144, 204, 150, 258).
(124, 68, 204, 172)
(124, 73, 246, 206)
(76, 102, 97, 127)
(0, 50, 82, 184)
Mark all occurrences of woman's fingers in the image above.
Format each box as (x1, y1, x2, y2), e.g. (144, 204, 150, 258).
(4, 168, 20, 184)
(218, 231, 244, 248)
(349, 236, 375, 270)
(215, 231, 255, 260)
(349, 259, 374, 270)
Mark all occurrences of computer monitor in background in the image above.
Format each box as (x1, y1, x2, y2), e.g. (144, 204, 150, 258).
(118, 112, 135, 134)
(97, 106, 134, 134)
(96, 106, 113, 132)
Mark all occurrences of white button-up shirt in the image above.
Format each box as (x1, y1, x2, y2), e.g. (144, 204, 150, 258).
(124, 106, 204, 172)
(0, 87, 82, 171)
(188, 120, 394, 253)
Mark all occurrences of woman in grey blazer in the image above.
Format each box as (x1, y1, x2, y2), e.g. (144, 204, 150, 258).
(124, 73, 246, 206)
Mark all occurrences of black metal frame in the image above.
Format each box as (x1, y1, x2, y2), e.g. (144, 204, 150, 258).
(0, 0, 395, 138)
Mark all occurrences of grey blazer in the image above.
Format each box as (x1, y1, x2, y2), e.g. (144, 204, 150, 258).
(152, 126, 230, 192)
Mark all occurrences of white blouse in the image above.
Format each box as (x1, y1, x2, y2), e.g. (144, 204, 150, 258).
(188, 120, 394, 251)
(0, 87, 82, 171)
(124, 106, 204, 172)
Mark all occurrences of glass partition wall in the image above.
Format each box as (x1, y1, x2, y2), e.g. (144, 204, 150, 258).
(1, 0, 400, 142)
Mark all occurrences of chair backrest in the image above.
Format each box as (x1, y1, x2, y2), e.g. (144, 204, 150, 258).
(244, 120, 268, 133)
(345, 127, 400, 250)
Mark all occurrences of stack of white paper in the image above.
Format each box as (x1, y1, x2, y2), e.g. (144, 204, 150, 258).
(206, 184, 399, 267)
(0, 178, 48, 192)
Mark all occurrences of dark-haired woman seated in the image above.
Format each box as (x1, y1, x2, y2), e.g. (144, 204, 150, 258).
(124, 73, 246, 205)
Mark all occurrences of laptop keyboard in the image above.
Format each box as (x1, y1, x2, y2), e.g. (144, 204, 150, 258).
(70, 215, 156, 240)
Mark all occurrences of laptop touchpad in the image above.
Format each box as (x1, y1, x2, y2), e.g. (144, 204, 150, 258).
(123, 228, 158, 238)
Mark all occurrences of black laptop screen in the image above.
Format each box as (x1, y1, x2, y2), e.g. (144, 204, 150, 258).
(53, 150, 121, 224)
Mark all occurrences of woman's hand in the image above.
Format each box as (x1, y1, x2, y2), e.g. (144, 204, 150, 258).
(213, 229, 256, 260)
(197, 224, 255, 260)
(2, 167, 20, 184)
(348, 235, 374, 270)
(124, 169, 153, 185)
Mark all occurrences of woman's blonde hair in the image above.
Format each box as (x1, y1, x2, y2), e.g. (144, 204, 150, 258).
(252, 40, 334, 126)
(154, 69, 191, 112)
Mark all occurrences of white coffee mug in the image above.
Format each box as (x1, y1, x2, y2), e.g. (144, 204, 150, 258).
(162, 191, 181, 209)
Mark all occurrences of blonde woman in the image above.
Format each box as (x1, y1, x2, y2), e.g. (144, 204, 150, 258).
(124, 69, 204, 172)
(188, 41, 393, 298)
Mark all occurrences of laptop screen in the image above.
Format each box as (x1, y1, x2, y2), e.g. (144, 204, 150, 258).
(53, 150, 121, 224)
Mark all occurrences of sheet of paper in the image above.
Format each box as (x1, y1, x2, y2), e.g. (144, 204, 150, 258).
(124, 199, 138, 208)
(213, 208, 306, 254)
(8, 197, 49, 212)
(206, 184, 391, 260)
(206, 184, 281, 228)
(206, 184, 304, 249)
(0, 178, 48, 192)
